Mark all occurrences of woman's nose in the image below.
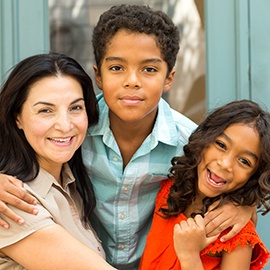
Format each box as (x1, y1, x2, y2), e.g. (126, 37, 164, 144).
(54, 113, 73, 132)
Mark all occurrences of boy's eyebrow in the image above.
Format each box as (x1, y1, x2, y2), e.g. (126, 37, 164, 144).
(33, 98, 84, 107)
(220, 132, 259, 161)
(105, 56, 162, 64)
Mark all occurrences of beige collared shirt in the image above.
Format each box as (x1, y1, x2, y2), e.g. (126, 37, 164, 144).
(0, 164, 105, 269)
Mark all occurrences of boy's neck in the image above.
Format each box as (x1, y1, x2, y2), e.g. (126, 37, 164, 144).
(109, 115, 155, 168)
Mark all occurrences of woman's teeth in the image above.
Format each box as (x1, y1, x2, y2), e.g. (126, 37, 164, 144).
(49, 137, 72, 143)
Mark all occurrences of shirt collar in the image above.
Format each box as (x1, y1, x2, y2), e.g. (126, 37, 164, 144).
(27, 164, 75, 198)
(87, 94, 179, 147)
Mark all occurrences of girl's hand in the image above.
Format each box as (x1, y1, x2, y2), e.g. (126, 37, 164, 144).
(173, 215, 218, 269)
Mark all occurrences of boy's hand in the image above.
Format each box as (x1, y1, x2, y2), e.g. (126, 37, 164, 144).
(0, 174, 38, 228)
(204, 202, 256, 242)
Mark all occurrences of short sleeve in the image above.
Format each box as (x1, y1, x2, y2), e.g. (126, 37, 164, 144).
(0, 200, 54, 249)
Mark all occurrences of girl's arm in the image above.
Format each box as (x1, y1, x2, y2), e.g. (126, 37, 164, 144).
(173, 215, 218, 270)
(174, 215, 253, 270)
(2, 223, 116, 270)
(220, 245, 252, 270)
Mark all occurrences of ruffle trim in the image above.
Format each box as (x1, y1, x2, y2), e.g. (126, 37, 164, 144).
(157, 180, 270, 269)
(201, 221, 270, 269)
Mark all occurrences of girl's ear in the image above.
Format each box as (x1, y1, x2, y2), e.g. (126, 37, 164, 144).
(163, 69, 176, 93)
(93, 65, 103, 90)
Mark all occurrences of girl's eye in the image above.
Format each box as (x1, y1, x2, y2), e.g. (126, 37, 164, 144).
(215, 140, 226, 150)
(239, 158, 251, 167)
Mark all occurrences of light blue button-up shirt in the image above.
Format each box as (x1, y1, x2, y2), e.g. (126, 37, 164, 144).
(82, 94, 197, 269)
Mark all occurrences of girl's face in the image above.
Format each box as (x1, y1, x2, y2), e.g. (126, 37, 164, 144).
(16, 75, 88, 175)
(197, 123, 261, 198)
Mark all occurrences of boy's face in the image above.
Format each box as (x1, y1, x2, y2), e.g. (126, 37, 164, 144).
(94, 29, 175, 126)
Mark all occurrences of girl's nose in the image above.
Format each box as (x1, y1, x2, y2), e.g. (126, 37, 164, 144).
(217, 155, 233, 172)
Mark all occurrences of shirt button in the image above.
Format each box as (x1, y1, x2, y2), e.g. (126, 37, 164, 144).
(123, 186, 128, 192)
(119, 245, 125, 250)
(119, 213, 126, 219)
(113, 157, 119, 162)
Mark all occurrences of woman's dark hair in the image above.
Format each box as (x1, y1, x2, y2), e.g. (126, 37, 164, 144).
(92, 4, 180, 76)
(0, 52, 99, 225)
(161, 100, 270, 218)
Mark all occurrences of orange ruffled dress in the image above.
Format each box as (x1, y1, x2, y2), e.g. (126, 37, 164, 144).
(139, 180, 270, 270)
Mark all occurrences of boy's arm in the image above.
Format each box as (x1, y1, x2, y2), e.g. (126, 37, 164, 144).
(0, 174, 38, 228)
(204, 203, 256, 242)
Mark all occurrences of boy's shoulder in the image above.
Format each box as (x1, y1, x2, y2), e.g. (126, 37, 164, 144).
(158, 98, 197, 131)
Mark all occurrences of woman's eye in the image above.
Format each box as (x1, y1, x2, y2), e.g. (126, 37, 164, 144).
(38, 108, 52, 114)
(71, 105, 83, 111)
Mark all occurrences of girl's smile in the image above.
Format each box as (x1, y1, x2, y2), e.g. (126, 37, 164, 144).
(197, 123, 261, 198)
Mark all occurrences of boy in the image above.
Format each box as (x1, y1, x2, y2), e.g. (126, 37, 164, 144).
(0, 4, 254, 270)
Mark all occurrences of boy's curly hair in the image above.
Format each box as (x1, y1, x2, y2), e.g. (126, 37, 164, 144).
(92, 4, 180, 76)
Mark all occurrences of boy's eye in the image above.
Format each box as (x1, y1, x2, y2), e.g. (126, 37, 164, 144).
(110, 66, 122, 71)
(144, 67, 157, 72)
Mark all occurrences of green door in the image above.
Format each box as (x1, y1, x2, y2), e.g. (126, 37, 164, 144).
(206, 1, 270, 266)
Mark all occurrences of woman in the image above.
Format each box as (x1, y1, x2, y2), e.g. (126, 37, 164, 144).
(0, 53, 116, 269)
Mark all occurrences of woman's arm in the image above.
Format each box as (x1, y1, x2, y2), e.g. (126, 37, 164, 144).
(204, 202, 256, 242)
(2, 223, 116, 270)
(0, 174, 38, 228)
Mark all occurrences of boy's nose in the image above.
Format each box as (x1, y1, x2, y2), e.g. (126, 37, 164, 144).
(124, 71, 141, 89)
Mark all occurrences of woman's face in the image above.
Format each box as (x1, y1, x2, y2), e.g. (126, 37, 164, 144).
(16, 75, 88, 174)
(197, 123, 261, 198)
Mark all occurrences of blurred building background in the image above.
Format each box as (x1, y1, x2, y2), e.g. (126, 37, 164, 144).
(48, 0, 206, 124)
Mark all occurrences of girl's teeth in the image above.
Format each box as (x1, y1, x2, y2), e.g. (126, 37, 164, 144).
(209, 178, 224, 185)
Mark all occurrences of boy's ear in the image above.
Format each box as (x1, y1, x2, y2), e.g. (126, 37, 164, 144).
(163, 69, 176, 93)
(93, 65, 103, 90)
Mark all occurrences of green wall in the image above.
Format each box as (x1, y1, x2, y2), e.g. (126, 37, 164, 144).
(205, 1, 270, 266)
(0, 0, 49, 83)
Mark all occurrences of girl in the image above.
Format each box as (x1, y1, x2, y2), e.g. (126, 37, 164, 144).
(140, 100, 270, 270)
